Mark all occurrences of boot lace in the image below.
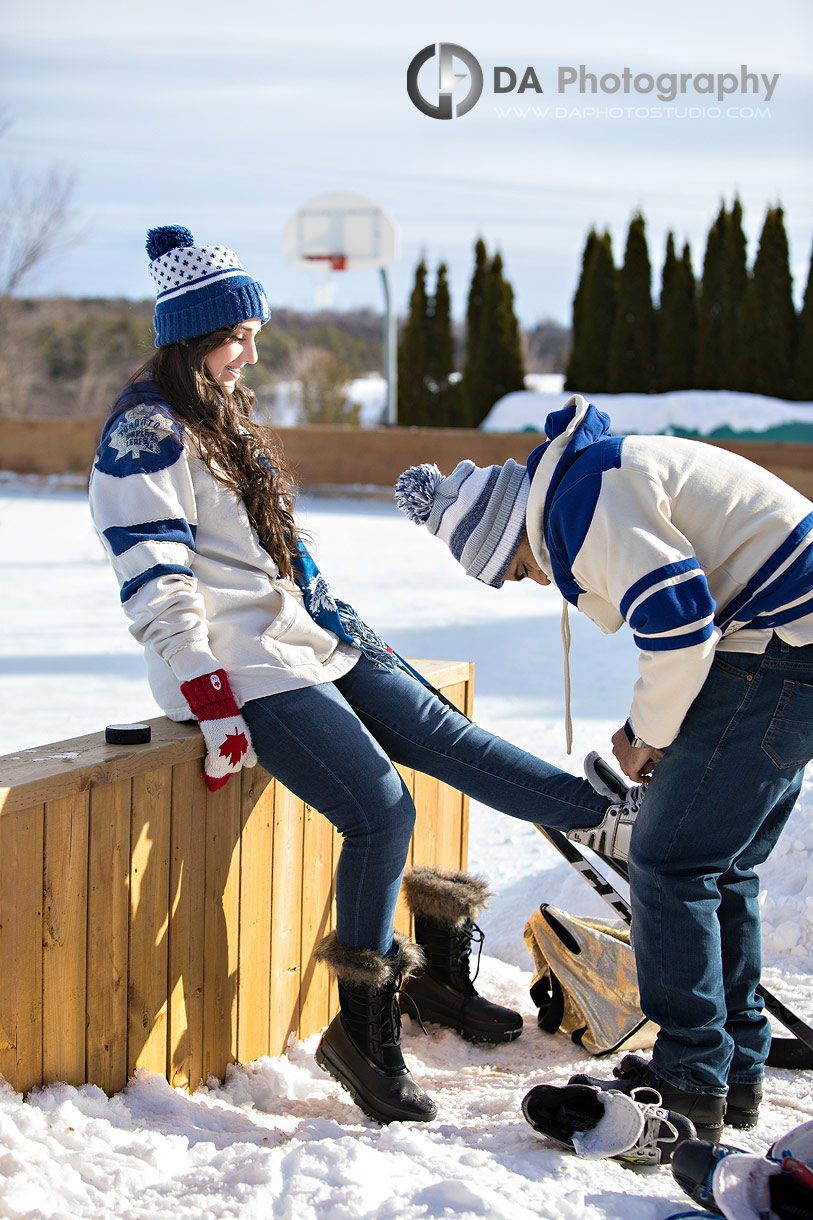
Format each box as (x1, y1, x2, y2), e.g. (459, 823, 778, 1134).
(457, 920, 485, 989)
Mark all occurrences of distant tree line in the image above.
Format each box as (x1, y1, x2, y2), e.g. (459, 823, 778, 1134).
(565, 202, 813, 401)
(397, 238, 526, 428)
(0, 300, 388, 418)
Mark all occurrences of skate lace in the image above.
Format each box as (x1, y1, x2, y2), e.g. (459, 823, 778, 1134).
(621, 1088, 682, 1166)
(609, 784, 646, 819)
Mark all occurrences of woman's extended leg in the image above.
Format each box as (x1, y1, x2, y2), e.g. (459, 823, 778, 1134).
(335, 656, 609, 827)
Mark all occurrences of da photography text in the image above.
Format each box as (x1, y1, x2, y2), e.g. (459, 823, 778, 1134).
(407, 45, 779, 119)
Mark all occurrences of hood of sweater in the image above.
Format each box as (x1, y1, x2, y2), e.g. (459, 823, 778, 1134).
(524, 394, 622, 753)
(525, 393, 621, 606)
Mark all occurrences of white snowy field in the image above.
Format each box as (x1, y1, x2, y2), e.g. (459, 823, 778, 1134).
(1, 463, 813, 1220)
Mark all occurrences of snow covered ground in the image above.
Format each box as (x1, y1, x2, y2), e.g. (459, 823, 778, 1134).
(2, 441, 813, 1218)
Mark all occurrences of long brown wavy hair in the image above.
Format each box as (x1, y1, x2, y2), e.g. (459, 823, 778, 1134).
(129, 326, 300, 577)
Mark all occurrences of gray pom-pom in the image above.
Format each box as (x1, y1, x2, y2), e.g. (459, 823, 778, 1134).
(394, 464, 443, 525)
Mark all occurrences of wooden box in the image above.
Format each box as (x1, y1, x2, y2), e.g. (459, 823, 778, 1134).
(0, 659, 473, 1095)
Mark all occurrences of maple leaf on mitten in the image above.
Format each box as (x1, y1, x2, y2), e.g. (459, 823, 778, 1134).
(180, 670, 258, 791)
(220, 728, 250, 769)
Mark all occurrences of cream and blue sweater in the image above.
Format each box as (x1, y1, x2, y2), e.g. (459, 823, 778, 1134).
(89, 384, 359, 720)
(526, 396, 813, 747)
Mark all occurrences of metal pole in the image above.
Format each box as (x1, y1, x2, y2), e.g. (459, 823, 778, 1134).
(380, 267, 398, 426)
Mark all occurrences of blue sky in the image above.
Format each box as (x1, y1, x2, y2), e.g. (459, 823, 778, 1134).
(3, 0, 812, 325)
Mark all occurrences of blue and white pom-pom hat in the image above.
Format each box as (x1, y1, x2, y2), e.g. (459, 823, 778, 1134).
(395, 459, 529, 587)
(146, 224, 270, 347)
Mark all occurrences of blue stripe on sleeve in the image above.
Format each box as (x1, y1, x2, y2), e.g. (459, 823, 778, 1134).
(104, 519, 197, 557)
(619, 558, 702, 622)
(756, 593, 813, 630)
(627, 573, 716, 637)
(717, 513, 813, 631)
(632, 623, 716, 652)
(120, 563, 195, 603)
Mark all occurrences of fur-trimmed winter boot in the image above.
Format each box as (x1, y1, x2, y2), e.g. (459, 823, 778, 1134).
(400, 866, 523, 1044)
(314, 930, 438, 1125)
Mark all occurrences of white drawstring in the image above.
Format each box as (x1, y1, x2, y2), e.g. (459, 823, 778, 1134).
(561, 598, 573, 755)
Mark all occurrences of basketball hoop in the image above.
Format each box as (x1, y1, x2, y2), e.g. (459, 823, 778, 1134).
(303, 253, 347, 272)
(283, 192, 400, 425)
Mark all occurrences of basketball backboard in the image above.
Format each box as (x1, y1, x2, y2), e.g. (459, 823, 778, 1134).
(282, 192, 399, 272)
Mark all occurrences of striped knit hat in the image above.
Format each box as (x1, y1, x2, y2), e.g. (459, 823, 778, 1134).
(395, 459, 529, 587)
(146, 225, 270, 347)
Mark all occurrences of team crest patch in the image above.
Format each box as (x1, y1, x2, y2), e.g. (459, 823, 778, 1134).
(109, 406, 177, 460)
(97, 404, 183, 477)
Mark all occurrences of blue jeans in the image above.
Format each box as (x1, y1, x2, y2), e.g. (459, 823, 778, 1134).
(242, 656, 608, 954)
(629, 635, 813, 1095)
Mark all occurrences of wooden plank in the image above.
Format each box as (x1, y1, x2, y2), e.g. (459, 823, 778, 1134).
(411, 770, 439, 872)
(42, 792, 89, 1087)
(298, 805, 334, 1041)
(435, 778, 465, 874)
(268, 786, 305, 1056)
(167, 760, 206, 1091)
(86, 779, 131, 1094)
(393, 763, 416, 938)
(326, 824, 342, 1024)
(127, 768, 171, 1079)
(434, 680, 469, 873)
(0, 662, 472, 817)
(459, 671, 473, 867)
(0, 718, 203, 817)
(0, 803, 44, 1093)
(201, 777, 242, 1083)
(236, 767, 275, 1066)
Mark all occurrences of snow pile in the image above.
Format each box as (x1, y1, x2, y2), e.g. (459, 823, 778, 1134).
(484, 386, 813, 439)
(1, 478, 813, 1220)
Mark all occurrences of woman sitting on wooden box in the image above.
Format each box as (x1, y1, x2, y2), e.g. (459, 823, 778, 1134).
(88, 225, 639, 1126)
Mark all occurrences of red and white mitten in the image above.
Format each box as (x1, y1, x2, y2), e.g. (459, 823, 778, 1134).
(180, 669, 258, 791)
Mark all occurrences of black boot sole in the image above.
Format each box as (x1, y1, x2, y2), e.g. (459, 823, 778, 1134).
(414, 1008, 523, 1044)
(725, 1108, 760, 1130)
(402, 977, 524, 1045)
(315, 1030, 438, 1125)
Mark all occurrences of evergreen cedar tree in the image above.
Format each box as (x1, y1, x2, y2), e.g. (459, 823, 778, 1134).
(607, 212, 657, 394)
(397, 239, 525, 428)
(567, 201, 809, 401)
(564, 229, 617, 394)
(656, 234, 696, 392)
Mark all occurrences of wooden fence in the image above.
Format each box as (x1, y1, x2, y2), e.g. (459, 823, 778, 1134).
(0, 658, 473, 1097)
(3, 415, 813, 501)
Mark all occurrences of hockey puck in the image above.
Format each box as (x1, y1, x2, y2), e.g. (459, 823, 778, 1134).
(105, 723, 152, 745)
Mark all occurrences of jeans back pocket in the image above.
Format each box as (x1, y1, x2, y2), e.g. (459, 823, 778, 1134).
(762, 678, 813, 769)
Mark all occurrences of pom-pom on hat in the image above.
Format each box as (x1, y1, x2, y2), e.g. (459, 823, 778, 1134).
(395, 458, 529, 587)
(146, 225, 270, 347)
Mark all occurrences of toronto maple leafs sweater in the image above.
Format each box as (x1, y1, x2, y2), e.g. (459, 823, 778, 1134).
(526, 395, 813, 748)
(88, 383, 359, 721)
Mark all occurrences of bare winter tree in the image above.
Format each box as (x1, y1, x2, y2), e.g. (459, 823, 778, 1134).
(0, 110, 79, 413)
(0, 165, 76, 296)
